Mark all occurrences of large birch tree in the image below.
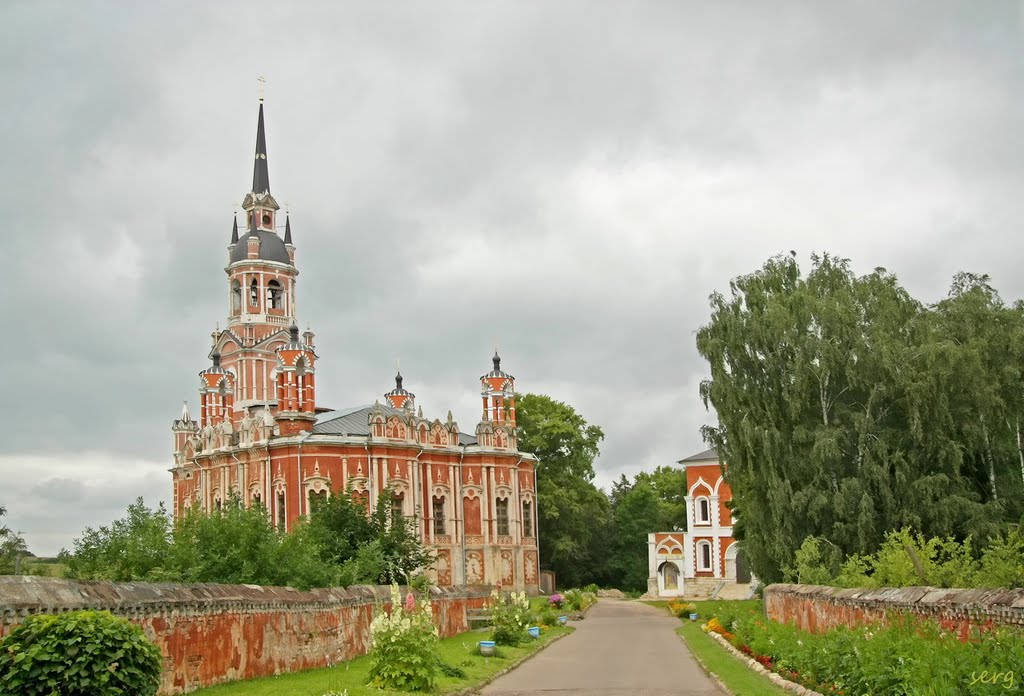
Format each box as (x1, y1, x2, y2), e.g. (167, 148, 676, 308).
(697, 254, 1018, 582)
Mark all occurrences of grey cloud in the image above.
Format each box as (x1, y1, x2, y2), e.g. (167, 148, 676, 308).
(2, 0, 1023, 551)
(29, 478, 86, 504)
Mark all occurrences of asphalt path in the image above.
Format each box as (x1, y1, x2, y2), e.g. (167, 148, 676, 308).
(480, 598, 723, 696)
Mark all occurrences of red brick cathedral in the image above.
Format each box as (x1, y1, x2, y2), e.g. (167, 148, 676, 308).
(170, 98, 539, 592)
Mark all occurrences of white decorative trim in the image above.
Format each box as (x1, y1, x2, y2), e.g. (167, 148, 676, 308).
(688, 476, 714, 496)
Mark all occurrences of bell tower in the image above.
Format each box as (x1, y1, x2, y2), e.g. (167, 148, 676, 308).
(212, 84, 310, 416)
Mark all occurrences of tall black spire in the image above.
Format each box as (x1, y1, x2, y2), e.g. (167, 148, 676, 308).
(230, 214, 239, 244)
(284, 213, 293, 245)
(252, 101, 270, 195)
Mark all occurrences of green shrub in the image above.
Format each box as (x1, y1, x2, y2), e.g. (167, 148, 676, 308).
(490, 590, 531, 646)
(724, 610, 1024, 695)
(536, 607, 560, 627)
(582, 583, 599, 594)
(788, 527, 1024, 590)
(0, 610, 162, 696)
(563, 589, 584, 611)
(979, 529, 1024, 588)
(368, 585, 439, 691)
(783, 537, 841, 585)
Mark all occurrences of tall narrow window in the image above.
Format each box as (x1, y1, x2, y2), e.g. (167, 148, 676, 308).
(432, 497, 446, 536)
(252, 492, 261, 508)
(250, 279, 259, 308)
(391, 494, 404, 522)
(698, 541, 712, 571)
(231, 280, 241, 313)
(267, 280, 283, 309)
(276, 491, 286, 530)
(496, 498, 509, 536)
(522, 501, 532, 537)
(697, 497, 711, 524)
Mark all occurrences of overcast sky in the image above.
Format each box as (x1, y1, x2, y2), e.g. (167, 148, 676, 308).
(2, 1, 1023, 555)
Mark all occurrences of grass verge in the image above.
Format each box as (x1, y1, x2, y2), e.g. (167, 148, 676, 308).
(675, 622, 788, 696)
(647, 599, 786, 696)
(190, 625, 573, 696)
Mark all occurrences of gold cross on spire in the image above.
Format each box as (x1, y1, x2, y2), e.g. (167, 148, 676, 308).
(257, 75, 266, 103)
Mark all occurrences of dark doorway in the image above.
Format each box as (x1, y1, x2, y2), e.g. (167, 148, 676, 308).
(736, 549, 751, 583)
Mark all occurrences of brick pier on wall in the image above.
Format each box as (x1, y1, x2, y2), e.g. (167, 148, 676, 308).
(764, 583, 1024, 640)
(0, 576, 490, 694)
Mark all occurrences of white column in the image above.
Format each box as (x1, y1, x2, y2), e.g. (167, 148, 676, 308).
(448, 463, 456, 539)
(487, 466, 496, 543)
(426, 462, 435, 542)
(512, 468, 521, 544)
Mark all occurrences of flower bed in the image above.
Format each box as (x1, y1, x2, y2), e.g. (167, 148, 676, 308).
(708, 609, 1024, 695)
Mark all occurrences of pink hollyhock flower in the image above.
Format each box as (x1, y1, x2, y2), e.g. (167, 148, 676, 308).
(405, 592, 416, 612)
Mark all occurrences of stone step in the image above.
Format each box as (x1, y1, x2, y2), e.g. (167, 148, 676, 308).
(712, 583, 753, 601)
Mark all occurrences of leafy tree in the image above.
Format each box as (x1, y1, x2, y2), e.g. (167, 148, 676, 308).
(979, 528, 1024, 588)
(516, 393, 609, 587)
(632, 466, 688, 531)
(306, 487, 376, 567)
(603, 477, 664, 590)
(784, 536, 843, 586)
(697, 254, 1006, 581)
(61, 497, 335, 589)
(168, 496, 333, 588)
(267, 520, 338, 589)
(60, 498, 172, 581)
(0, 506, 26, 575)
(368, 490, 432, 585)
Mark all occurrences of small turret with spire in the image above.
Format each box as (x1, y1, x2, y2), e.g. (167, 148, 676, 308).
(480, 350, 516, 426)
(172, 401, 199, 462)
(274, 322, 318, 435)
(385, 370, 416, 410)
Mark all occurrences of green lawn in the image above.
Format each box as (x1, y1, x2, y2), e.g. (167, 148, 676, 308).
(190, 626, 572, 696)
(675, 622, 788, 696)
(643, 599, 785, 696)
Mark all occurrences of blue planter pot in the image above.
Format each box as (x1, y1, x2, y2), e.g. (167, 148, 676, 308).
(689, 613, 699, 621)
(479, 640, 496, 656)
(557, 616, 568, 626)
(528, 626, 541, 639)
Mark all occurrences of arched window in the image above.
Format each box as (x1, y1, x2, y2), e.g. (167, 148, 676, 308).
(496, 498, 510, 536)
(249, 279, 259, 308)
(267, 280, 283, 310)
(695, 496, 711, 525)
(697, 541, 713, 571)
(231, 280, 241, 313)
(308, 489, 327, 515)
(391, 493, 405, 523)
(276, 490, 286, 530)
(522, 500, 532, 537)
(432, 496, 446, 535)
